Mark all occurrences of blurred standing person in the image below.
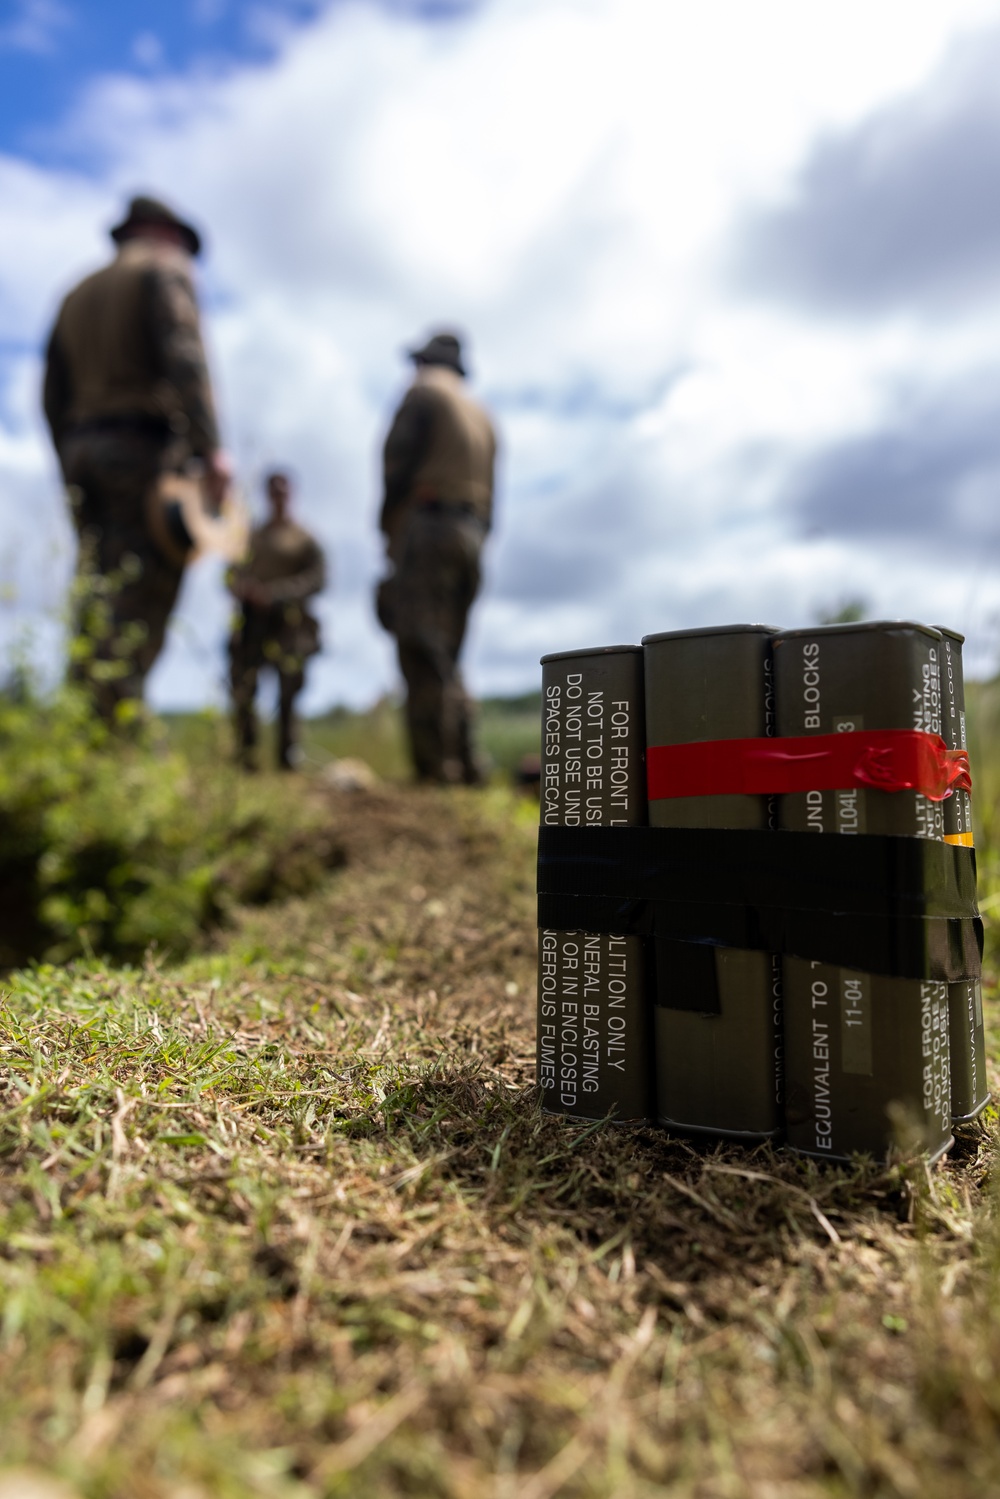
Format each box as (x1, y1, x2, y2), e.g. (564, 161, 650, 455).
(377, 331, 497, 785)
(43, 194, 230, 721)
(228, 471, 326, 771)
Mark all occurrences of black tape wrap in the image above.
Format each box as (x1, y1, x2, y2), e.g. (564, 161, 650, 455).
(536, 826, 982, 985)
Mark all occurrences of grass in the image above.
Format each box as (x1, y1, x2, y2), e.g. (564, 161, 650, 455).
(0, 696, 999, 1496)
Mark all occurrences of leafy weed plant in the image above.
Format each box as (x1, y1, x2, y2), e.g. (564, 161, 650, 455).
(0, 687, 343, 966)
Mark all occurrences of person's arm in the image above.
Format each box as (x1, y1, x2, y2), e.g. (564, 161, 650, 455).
(42, 324, 72, 451)
(380, 387, 434, 537)
(483, 422, 498, 535)
(227, 527, 262, 604)
(146, 260, 221, 460)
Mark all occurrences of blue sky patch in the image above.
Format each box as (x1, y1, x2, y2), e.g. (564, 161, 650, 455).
(0, 0, 482, 166)
(0, 0, 327, 161)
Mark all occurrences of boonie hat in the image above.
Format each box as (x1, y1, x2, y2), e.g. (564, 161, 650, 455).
(407, 330, 466, 376)
(110, 194, 202, 257)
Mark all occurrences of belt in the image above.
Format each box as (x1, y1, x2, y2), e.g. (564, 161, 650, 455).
(66, 415, 172, 439)
(418, 498, 481, 519)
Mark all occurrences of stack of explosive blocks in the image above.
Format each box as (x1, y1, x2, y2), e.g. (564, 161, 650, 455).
(536, 622, 987, 1161)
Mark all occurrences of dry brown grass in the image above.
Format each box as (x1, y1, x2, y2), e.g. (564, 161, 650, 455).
(1, 780, 999, 1497)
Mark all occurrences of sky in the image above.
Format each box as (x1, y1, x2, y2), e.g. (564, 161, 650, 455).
(3, 0, 1000, 710)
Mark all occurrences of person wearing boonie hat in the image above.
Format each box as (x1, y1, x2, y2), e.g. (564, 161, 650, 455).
(376, 329, 498, 785)
(43, 193, 231, 721)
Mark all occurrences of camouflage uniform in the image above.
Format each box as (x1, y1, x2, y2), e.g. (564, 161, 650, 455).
(379, 354, 496, 784)
(43, 218, 220, 719)
(228, 520, 326, 769)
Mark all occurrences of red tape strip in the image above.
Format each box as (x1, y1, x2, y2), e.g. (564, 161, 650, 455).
(646, 730, 971, 803)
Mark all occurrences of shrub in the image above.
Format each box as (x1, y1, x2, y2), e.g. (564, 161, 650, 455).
(0, 687, 343, 966)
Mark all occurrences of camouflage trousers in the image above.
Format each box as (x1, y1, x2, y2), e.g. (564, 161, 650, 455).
(384, 508, 485, 785)
(59, 429, 185, 723)
(229, 605, 318, 770)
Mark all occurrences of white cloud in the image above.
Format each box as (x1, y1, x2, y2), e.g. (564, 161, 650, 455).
(0, 0, 71, 56)
(3, 0, 1000, 708)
